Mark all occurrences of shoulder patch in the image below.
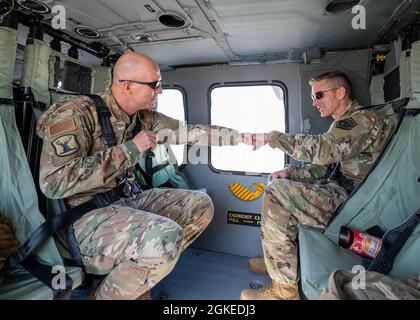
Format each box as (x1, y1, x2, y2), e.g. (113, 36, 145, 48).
(51, 134, 80, 157)
(335, 117, 357, 130)
(49, 118, 76, 137)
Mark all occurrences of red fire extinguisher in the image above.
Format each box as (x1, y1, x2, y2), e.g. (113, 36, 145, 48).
(338, 226, 383, 259)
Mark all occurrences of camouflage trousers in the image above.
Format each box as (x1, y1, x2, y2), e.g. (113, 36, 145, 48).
(261, 179, 347, 284)
(73, 188, 213, 300)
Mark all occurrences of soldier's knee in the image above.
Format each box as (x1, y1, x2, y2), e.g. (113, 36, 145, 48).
(200, 192, 214, 222)
(141, 218, 184, 261)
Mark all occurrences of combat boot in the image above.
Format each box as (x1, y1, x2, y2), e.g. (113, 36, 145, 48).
(248, 257, 268, 275)
(240, 281, 300, 300)
(136, 290, 152, 300)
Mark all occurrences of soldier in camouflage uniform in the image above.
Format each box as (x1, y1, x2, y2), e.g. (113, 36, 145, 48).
(240, 71, 393, 300)
(37, 52, 245, 300)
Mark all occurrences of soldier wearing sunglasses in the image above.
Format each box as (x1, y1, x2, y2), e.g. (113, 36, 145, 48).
(241, 71, 393, 300)
(37, 51, 247, 300)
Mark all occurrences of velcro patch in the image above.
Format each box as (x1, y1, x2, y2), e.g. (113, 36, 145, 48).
(335, 117, 357, 130)
(49, 119, 76, 137)
(51, 134, 80, 157)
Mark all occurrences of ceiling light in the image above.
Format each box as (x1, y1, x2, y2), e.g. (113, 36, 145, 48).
(158, 13, 186, 28)
(74, 26, 101, 39)
(17, 0, 51, 14)
(326, 0, 360, 14)
(134, 34, 153, 43)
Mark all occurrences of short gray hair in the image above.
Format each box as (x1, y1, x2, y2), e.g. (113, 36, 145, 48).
(309, 71, 352, 98)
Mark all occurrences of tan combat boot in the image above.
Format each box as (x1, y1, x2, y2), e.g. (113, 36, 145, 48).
(248, 257, 269, 275)
(240, 281, 300, 300)
(136, 290, 152, 300)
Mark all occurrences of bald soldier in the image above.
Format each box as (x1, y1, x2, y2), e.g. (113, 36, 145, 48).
(37, 52, 246, 300)
(240, 71, 393, 300)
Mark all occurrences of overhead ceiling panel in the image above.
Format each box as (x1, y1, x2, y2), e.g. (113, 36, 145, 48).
(27, 0, 420, 67)
(131, 38, 227, 68)
(208, 0, 410, 55)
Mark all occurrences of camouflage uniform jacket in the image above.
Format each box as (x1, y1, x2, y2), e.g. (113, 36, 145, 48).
(268, 101, 393, 185)
(37, 87, 240, 207)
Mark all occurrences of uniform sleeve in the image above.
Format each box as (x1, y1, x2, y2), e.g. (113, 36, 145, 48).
(286, 164, 329, 183)
(39, 109, 141, 199)
(150, 111, 241, 146)
(267, 113, 382, 165)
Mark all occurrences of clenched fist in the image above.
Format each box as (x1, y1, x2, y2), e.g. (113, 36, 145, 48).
(269, 167, 292, 181)
(132, 130, 158, 153)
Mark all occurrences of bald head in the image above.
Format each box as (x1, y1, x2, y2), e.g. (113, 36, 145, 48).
(111, 51, 163, 115)
(112, 51, 159, 85)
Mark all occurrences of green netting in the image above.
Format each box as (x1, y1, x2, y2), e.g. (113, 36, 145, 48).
(0, 27, 17, 99)
(369, 74, 385, 105)
(49, 52, 92, 94)
(92, 66, 111, 94)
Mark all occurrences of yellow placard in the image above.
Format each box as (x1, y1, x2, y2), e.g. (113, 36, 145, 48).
(229, 182, 266, 201)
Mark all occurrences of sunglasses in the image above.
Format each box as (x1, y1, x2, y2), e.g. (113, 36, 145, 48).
(119, 79, 162, 89)
(311, 88, 339, 101)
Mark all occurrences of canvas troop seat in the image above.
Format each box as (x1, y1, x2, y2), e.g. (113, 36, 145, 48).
(0, 26, 82, 300)
(298, 41, 420, 299)
(16, 35, 116, 267)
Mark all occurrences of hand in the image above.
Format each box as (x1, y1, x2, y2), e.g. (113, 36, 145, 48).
(0, 216, 20, 271)
(235, 132, 253, 145)
(269, 168, 292, 180)
(250, 133, 269, 151)
(132, 130, 157, 153)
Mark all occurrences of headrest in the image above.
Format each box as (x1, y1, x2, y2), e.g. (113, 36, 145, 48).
(407, 40, 420, 109)
(0, 27, 18, 100)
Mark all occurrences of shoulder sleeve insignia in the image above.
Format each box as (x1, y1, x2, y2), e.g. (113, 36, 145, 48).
(335, 117, 357, 130)
(49, 118, 77, 137)
(51, 134, 80, 157)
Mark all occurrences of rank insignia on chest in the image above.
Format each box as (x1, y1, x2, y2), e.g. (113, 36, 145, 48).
(52, 134, 80, 157)
(336, 117, 357, 130)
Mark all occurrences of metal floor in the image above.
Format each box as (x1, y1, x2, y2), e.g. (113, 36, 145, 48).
(151, 248, 271, 300)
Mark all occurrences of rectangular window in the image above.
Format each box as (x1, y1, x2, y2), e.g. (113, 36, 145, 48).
(157, 88, 186, 165)
(210, 84, 286, 174)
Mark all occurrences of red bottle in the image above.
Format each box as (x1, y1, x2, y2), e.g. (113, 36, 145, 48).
(338, 226, 383, 259)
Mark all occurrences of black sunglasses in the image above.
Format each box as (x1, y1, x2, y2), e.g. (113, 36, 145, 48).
(311, 88, 339, 101)
(119, 79, 162, 89)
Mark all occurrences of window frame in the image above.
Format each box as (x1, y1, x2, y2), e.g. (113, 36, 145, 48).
(207, 80, 289, 176)
(161, 84, 188, 168)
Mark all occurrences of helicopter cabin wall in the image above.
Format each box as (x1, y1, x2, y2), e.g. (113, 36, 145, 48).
(161, 47, 374, 257)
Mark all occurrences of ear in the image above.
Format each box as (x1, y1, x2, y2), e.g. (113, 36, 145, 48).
(336, 87, 346, 100)
(122, 81, 131, 91)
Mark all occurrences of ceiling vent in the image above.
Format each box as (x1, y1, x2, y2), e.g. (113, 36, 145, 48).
(74, 26, 101, 39)
(158, 13, 186, 28)
(17, 0, 50, 14)
(326, 0, 360, 14)
(134, 34, 153, 43)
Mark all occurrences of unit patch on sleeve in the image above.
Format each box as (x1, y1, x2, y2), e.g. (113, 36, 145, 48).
(49, 118, 77, 137)
(335, 117, 357, 130)
(51, 134, 80, 157)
